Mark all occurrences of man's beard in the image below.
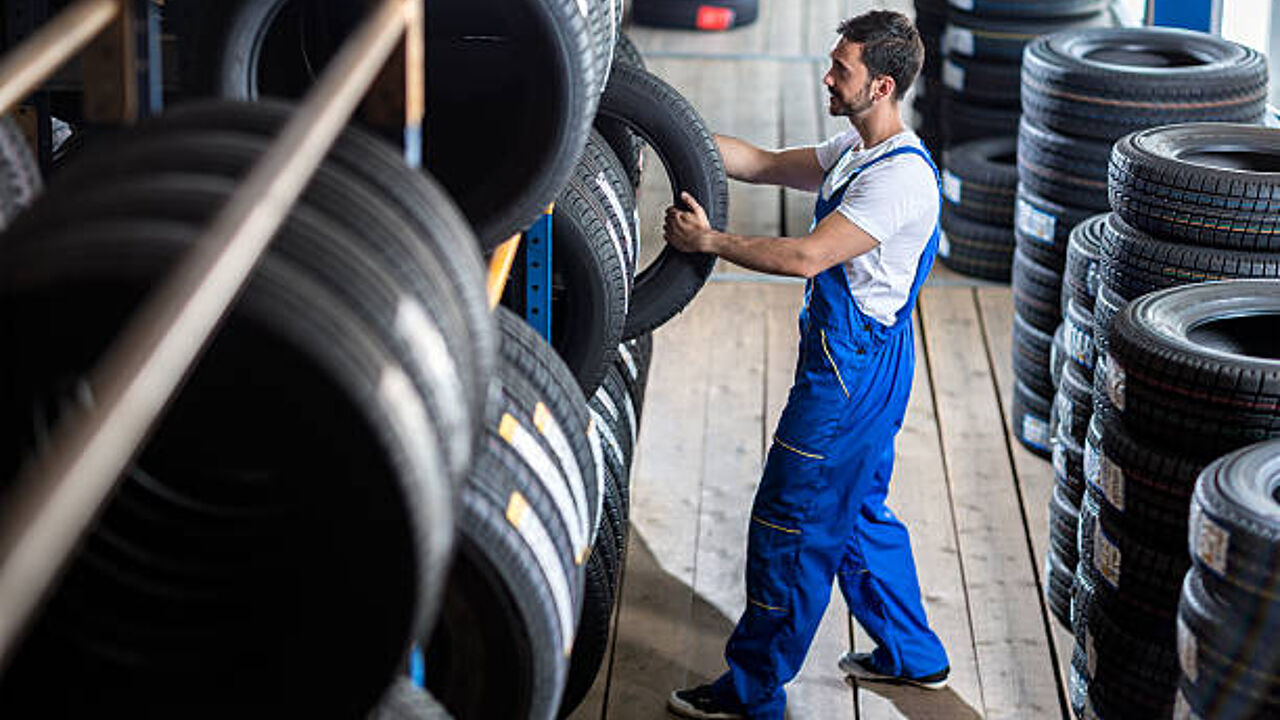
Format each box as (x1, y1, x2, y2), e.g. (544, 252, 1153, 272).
(828, 83, 874, 118)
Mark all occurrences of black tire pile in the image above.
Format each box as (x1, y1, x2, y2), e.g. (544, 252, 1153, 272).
(1, 3, 724, 718)
(921, 1, 1106, 282)
(1011, 27, 1270, 458)
(911, 0, 947, 153)
(1058, 120, 1280, 717)
(1180, 439, 1280, 719)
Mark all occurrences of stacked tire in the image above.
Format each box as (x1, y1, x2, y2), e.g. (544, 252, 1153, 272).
(0, 101, 492, 718)
(939, 0, 1107, 148)
(911, 0, 947, 153)
(1179, 440, 1280, 719)
(1011, 27, 1270, 458)
(938, 137, 1018, 280)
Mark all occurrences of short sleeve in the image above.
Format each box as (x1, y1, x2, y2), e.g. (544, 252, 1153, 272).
(834, 153, 939, 246)
(815, 130, 859, 171)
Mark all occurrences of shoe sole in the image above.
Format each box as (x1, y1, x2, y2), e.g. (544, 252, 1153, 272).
(666, 695, 744, 720)
(839, 660, 949, 691)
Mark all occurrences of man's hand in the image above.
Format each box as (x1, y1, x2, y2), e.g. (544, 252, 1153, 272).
(663, 191, 715, 253)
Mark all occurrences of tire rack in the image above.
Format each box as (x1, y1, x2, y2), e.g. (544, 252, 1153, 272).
(0, 0, 431, 673)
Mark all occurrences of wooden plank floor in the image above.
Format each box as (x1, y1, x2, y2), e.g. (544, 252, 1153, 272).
(569, 3, 1065, 718)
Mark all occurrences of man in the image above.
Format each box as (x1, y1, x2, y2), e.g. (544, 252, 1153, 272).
(662, 10, 950, 720)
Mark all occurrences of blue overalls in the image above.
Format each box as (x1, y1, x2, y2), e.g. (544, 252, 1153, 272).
(709, 144, 949, 718)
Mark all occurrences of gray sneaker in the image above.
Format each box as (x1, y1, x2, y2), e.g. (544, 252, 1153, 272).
(838, 651, 950, 690)
(667, 684, 745, 719)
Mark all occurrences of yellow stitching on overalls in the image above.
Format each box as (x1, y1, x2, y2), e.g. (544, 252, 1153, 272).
(819, 329, 850, 399)
(773, 435, 824, 460)
(748, 597, 787, 613)
(752, 515, 801, 535)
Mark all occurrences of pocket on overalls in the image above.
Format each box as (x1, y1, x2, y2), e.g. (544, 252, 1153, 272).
(746, 443, 826, 613)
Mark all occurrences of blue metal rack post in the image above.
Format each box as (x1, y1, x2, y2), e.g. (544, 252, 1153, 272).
(523, 205, 554, 342)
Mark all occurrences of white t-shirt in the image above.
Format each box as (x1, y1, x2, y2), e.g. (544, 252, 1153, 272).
(813, 128, 939, 327)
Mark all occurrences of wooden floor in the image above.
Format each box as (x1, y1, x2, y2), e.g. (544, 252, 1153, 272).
(569, 3, 1073, 718)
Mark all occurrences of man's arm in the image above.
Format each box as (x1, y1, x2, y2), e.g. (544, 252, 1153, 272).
(664, 192, 878, 279)
(716, 134, 826, 193)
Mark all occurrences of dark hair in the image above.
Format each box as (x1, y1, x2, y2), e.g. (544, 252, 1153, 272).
(837, 11, 924, 101)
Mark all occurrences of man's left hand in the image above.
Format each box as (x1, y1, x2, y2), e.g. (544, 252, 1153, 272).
(664, 191, 715, 253)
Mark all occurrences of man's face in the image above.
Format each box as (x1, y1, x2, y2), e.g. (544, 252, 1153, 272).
(824, 40, 876, 118)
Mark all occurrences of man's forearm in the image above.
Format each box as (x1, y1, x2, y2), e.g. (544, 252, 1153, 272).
(699, 231, 824, 279)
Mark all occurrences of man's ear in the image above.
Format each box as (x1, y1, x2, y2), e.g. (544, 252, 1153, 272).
(874, 75, 896, 102)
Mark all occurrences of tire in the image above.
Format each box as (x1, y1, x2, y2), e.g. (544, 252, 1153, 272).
(1014, 184, 1094, 271)
(588, 401, 631, 563)
(1109, 123, 1280, 251)
(559, 535, 617, 717)
(197, 0, 598, 249)
(1011, 248, 1062, 333)
(615, 333, 653, 414)
(941, 53, 1021, 107)
(1050, 321, 1067, 389)
(22, 129, 486, 483)
(598, 64, 728, 338)
(0, 222, 449, 718)
(1085, 403, 1203, 546)
(1048, 483, 1081, 569)
(1061, 212, 1106, 315)
(369, 680, 454, 720)
(1021, 28, 1269, 141)
(1077, 570, 1181, 719)
(91, 99, 496, 441)
(1053, 419, 1085, 505)
(1188, 439, 1280, 602)
(580, 130, 641, 281)
(1091, 280, 1125, 357)
(596, 32, 646, 190)
(1052, 357, 1091, 447)
(1060, 296, 1095, 378)
(942, 10, 1109, 62)
(1045, 547, 1076, 629)
(631, 0, 760, 30)
(1102, 280, 1280, 455)
(1098, 211, 1280, 301)
(1016, 117, 1111, 212)
(940, 90, 1020, 146)
(509, 136, 629, 397)
(1012, 310, 1054, 399)
(0, 114, 41, 230)
(946, 0, 1106, 19)
(496, 308, 602, 543)
(1013, 379, 1052, 457)
(587, 0, 618, 98)
(942, 136, 1018, 225)
(1177, 569, 1280, 719)
(938, 204, 1014, 281)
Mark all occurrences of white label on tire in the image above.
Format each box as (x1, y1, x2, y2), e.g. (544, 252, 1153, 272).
(1193, 509, 1230, 576)
(574, 0, 589, 19)
(506, 491, 577, 657)
(617, 343, 639, 382)
(1094, 523, 1122, 589)
(949, 0, 975, 11)
(1099, 453, 1125, 512)
(1105, 354, 1126, 412)
(621, 388, 638, 448)
(1016, 196, 1057, 244)
(939, 231, 951, 258)
(942, 60, 965, 91)
(944, 26, 974, 56)
(501, 413, 587, 562)
(1066, 314, 1095, 370)
(1173, 689, 1199, 720)
(533, 402, 591, 552)
(1053, 440, 1068, 478)
(942, 169, 963, 204)
(1022, 413, 1050, 450)
(1177, 615, 1198, 683)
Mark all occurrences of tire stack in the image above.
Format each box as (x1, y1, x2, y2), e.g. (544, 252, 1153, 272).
(911, 0, 947, 154)
(938, 137, 1018, 280)
(1011, 27, 1270, 458)
(940, 0, 1107, 148)
(0, 101, 492, 718)
(1179, 439, 1280, 719)
(1073, 280, 1280, 718)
